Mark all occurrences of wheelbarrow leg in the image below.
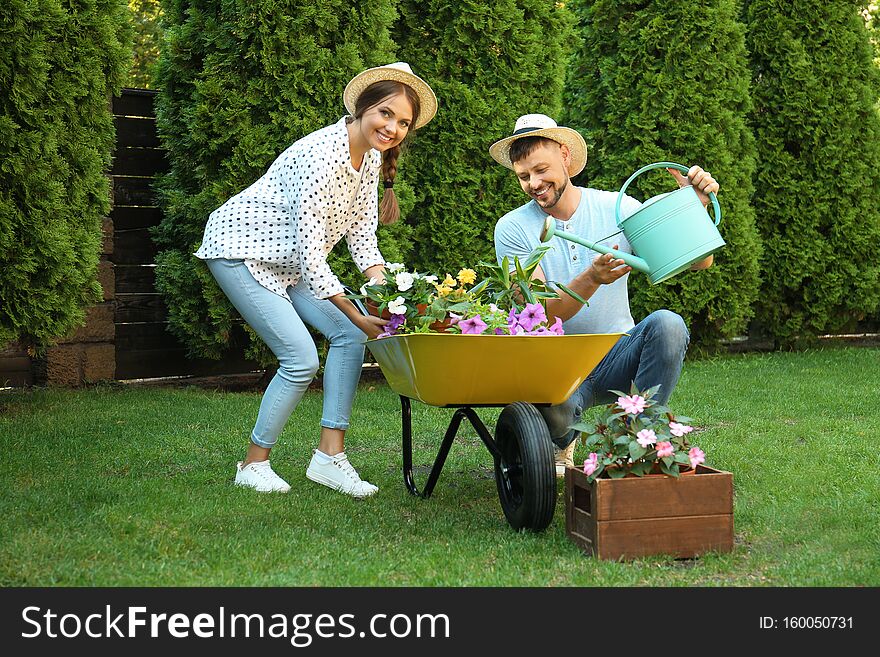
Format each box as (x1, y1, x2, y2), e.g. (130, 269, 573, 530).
(400, 396, 490, 499)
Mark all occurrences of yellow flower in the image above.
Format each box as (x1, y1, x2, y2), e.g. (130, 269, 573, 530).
(442, 274, 457, 288)
(457, 268, 477, 286)
(434, 284, 453, 297)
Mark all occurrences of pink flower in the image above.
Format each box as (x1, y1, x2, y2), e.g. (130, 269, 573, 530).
(448, 312, 463, 326)
(549, 316, 564, 335)
(617, 394, 646, 415)
(688, 446, 705, 469)
(459, 315, 487, 335)
(636, 429, 657, 447)
(669, 421, 693, 437)
(517, 302, 547, 331)
(656, 441, 674, 458)
(529, 326, 551, 335)
(583, 453, 599, 476)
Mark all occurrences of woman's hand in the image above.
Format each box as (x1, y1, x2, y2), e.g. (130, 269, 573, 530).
(328, 293, 387, 339)
(354, 314, 388, 340)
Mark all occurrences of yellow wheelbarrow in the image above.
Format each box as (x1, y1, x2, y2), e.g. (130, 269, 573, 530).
(366, 332, 623, 531)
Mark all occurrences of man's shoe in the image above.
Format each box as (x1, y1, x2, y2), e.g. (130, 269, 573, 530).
(554, 440, 577, 478)
(235, 460, 291, 492)
(306, 451, 378, 498)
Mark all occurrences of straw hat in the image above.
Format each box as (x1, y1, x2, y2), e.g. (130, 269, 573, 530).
(343, 62, 437, 129)
(489, 114, 587, 176)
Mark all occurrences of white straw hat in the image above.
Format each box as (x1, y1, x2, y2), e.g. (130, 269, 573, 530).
(489, 114, 587, 176)
(343, 62, 437, 129)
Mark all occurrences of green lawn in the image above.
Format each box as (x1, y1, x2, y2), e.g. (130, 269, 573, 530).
(1, 346, 878, 586)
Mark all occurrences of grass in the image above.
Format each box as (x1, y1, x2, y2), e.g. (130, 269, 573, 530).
(1, 346, 878, 586)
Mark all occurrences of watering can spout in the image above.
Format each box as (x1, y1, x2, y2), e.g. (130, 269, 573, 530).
(539, 216, 651, 273)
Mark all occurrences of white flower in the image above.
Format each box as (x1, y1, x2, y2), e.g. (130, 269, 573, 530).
(489, 303, 499, 313)
(387, 262, 405, 273)
(360, 277, 381, 295)
(423, 274, 439, 283)
(388, 296, 407, 315)
(395, 272, 414, 291)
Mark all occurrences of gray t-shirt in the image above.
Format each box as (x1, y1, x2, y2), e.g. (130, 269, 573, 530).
(494, 187, 642, 334)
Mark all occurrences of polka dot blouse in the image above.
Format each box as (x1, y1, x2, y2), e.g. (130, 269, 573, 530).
(195, 117, 385, 300)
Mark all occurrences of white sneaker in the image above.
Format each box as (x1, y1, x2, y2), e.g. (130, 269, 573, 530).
(554, 440, 577, 478)
(234, 460, 291, 493)
(306, 451, 378, 498)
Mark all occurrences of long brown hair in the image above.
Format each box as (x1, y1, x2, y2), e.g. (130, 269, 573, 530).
(349, 80, 421, 225)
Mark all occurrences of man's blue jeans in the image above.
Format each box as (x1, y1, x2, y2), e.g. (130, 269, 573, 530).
(540, 310, 690, 447)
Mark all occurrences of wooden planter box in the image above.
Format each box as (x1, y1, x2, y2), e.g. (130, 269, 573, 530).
(565, 465, 734, 560)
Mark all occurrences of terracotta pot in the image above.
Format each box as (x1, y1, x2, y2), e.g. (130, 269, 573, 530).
(365, 300, 451, 332)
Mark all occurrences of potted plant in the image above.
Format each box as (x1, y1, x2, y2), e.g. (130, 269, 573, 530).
(429, 246, 587, 336)
(346, 263, 439, 325)
(564, 385, 734, 560)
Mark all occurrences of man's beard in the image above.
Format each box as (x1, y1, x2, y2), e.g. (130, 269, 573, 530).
(535, 178, 567, 209)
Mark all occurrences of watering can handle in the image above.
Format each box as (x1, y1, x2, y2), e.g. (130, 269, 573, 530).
(614, 161, 721, 228)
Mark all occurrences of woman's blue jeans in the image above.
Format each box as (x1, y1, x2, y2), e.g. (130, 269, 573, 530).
(540, 310, 690, 447)
(206, 258, 366, 449)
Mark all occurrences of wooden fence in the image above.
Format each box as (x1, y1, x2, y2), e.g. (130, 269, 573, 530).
(111, 88, 258, 380)
(1, 88, 259, 386)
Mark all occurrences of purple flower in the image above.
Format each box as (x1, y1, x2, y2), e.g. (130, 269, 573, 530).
(459, 315, 488, 335)
(548, 316, 564, 335)
(517, 303, 547, 331)
(387, 314, 406, 330)
(529, 326, 551, 336)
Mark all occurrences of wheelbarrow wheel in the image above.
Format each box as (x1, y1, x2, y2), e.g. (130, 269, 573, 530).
(493, 402, 556, 531)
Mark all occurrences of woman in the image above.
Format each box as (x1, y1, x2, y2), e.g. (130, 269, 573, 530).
(195, 63, 437, 497)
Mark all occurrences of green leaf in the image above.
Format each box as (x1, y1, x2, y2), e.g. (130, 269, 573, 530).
(553, 281, 588, 305)
(629, 442, 647, 460)
(607, 467, 627, 479)
(570, 422, 596, 433)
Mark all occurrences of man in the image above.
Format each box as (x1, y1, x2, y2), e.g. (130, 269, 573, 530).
(489, 114, 719, 476)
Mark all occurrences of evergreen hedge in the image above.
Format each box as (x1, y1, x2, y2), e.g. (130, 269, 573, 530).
(0, 0, 131, 350)
(393, 0, 575, 275)
(745, 0, 880, 343)
(127, 0, 163, 89)
(152, 0, 401, 361)
(564, 0, 761, 347)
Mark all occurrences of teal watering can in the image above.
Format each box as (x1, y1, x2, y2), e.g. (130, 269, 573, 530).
(539, 161, 725, 285)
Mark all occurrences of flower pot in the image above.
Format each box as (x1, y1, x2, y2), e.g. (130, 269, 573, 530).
(564, 464, 733, 560)
(365, 300, 451, 332)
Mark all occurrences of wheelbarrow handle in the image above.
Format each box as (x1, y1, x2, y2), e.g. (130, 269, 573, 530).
(343, 286, 369, 316)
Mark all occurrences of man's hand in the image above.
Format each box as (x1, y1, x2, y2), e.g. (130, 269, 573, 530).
(667, 165, 719, 208)
(586, 244, 632, 285)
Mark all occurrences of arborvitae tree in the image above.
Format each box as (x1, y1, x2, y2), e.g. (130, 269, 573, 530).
(394, 0, 575, 275)
(153, 0, 400, 360)
(127, 0, 163, 89)
(564, 0, 760, 347)
(0, 0, 131, 349)
(745, 1, 880, 343)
